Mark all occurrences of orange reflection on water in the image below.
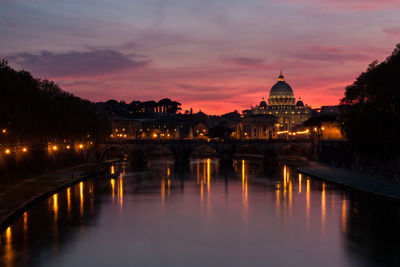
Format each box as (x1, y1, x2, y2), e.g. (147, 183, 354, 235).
(298, 173, 302, 193)
(207, 159, 211, 194)
(4, 226, 13, 267)
(275, 188, 281, 217)
(288, 180, 293, 214)
(67, 187, 71, 215)
(306, 178, 310, 227)
(161, 178, 165, 203)
(119, 176, 123, 209)
(244, 179, 248, 204)
(283, 165, 287, 186)
(167, 179, 171, 195)
(203, 160, 206, 185)
(23, 212, 28, 234)
(321, 182, 326, 235)
(342, 197, 347, 233)
(52, 193, 59, 250)
(242, 160, 248, 212)
(53, 194, 58, 223)
(200, 178, 204, 206)
(111, 179, 115, 203)
(196, 159, 200, 184)
(79, 182, 84, 217)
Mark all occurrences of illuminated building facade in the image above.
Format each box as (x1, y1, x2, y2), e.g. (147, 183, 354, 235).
(237, 114, 277, 139)
(248, 72, 312, 133)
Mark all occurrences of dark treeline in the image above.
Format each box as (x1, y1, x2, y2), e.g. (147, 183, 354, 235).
(96, 98, 182, 118)
(341, 44, 400, 177)
(0, 59, 110, 144)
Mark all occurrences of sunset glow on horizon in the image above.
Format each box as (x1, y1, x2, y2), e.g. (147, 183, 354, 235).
(1, 0, 399, 114)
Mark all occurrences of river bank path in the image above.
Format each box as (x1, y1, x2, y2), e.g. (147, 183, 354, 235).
(298, 161, 400, 200)
(0, 162, 108, 231)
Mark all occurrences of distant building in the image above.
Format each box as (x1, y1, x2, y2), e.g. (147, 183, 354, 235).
(244, 72, 312, 137)
(237, 114, 277, 139)
(303, 114, 345, 140)
(320, 105, 342, 114)
(319, 104, 345, 120)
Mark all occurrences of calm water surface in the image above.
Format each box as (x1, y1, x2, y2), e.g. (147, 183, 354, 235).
(1, 159, 399, 267)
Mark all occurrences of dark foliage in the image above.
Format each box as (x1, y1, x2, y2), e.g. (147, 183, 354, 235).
(303, 114, 337, 127)
(340, 44, 400, 175)
(0, 59, 110, 143)
(97, 98, 182, 118)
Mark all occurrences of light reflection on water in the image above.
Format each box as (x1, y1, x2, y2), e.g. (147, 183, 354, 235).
(1, 159, 400, 267)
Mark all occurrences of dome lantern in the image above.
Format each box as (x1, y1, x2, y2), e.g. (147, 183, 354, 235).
(278, 70, 285, 82)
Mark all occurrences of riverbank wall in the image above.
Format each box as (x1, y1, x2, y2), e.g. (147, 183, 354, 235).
(297, 161, 400, 200)
(317, 141, 400, 180)
(0, 161, 111, 232)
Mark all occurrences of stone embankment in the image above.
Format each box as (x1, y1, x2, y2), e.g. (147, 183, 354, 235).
(298, 161, 400, 200)
(0, 162, 112, 231)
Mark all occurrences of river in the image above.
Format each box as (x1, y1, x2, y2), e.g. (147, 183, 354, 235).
(1, 158, 399, 267)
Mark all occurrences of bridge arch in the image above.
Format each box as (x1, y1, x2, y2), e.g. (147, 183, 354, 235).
(277, 143, 310, 160)
(191, 144, 218, 158)
(235, 144, 265, 158)
(100, 145, 131, 161)
(144, 144, 174, 158)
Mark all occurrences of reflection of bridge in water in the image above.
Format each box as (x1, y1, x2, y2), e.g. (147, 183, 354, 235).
(96, 139, 317, 167)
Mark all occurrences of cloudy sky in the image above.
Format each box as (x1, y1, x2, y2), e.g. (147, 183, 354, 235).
(1, 0, 399, 114)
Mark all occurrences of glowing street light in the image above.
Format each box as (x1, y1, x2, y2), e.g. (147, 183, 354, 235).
(79, 144, 84, 149)
(66, 145, 71, 149)
(153, 133, 158, 138)
(52, 146, 58, 151)
(5, 149, 10, 154)
(22, 147, 28, 152)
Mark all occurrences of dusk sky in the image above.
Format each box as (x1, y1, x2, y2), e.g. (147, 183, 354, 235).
(1, 0, 399, 114)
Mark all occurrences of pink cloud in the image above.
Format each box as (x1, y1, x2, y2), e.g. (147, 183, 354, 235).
(383, 27, 400, 38)
(273, 0, 400, 11)
(292, 46, 371, 63)
(8, 49, 150, 78)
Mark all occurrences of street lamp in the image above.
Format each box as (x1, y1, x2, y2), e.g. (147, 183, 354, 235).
(2, 129, 7, 145)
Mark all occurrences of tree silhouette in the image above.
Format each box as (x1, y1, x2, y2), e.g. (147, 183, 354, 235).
(158, 98, 172, 114)
(341, 44, 400, 176)
(0, 59, 110, 144)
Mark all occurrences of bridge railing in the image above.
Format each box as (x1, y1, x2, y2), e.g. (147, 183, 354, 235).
(101, 138, 313, 145)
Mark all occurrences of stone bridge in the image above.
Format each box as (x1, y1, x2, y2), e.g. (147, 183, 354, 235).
(94, 139, 317, 167)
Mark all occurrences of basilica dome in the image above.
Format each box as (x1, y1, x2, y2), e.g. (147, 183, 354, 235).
(267, 72, 295, 106)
